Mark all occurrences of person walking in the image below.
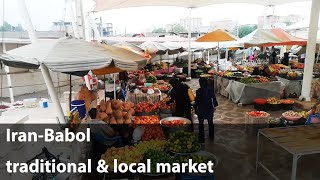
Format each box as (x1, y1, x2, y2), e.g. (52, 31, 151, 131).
(195, 77, 218, 143)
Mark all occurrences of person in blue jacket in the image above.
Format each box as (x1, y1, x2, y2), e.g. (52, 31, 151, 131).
(195, 77, 218, 143)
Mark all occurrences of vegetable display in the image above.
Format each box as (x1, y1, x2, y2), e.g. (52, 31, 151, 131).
(246, 111, 269, 118)
(135, 101, 159, 113)
(168, 131, 200, 153)
(141, 126, 166, 141)
(267, 97, 281, 104)
(97, 99, 135, 125)
(143, 150, 173, 174)
(146, 75, 157, 83)
(134, 116, 159, 125)
(282, 111, 302, 121)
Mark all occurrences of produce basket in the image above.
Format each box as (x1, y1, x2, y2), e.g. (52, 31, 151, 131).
(160, 117, 192, 139)
(254, 99, 267, 111)
(267, 103, 281, 111)
(280, 99, 295, 110)
(245, 111, 270, 134)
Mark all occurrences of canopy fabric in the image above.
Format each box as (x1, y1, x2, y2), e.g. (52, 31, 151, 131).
(139, 41, 168, 55)
(113, 41, 152, 59)
(240, 28, 307, 47)
(0, 37, 147, 76)
(196, 29, 237, 42)
(94, 0, 310, 11)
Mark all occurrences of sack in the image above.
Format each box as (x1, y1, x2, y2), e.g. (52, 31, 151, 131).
(188, 88, 195, 102)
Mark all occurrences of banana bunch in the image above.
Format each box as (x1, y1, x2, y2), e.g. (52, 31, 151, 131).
(299, 111, 309, 119)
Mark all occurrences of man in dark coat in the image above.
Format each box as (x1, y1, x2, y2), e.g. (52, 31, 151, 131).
(168, 78, 192, 121)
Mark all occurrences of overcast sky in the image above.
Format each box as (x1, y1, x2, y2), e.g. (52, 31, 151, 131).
(0, 0, 312, 34)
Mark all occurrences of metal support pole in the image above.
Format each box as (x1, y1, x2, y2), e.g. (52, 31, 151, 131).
(40, 64, 66, 123)
(301, 0, 320, 101)
(16, 0, 65, 123)
(2, 44, 14, 103)
(187, 8, 192, 77)
(66, 0, 79, 38)
(113, 74, 116, 99)
(69, 74, 72, 111)
(291, 155, 299, 180)
(256, 131, 260, 171)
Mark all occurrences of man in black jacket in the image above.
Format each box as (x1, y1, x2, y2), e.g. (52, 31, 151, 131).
(168, 78, 192, 121)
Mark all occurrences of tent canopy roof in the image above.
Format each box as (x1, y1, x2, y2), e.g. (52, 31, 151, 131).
(0, 37, 147, 76)
(196, 29, 237, 42)
(94, 0, 310, 11)
(239, 28, 307, 47)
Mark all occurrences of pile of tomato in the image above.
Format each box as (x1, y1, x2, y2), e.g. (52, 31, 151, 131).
(162, 119, 187, 127)
(247, 111, 269, 118)
(135, 101, 159, 113)
(141, 125, 166, 141)
(134, 116, 159, 124)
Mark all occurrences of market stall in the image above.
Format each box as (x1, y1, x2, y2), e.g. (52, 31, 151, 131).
(226, 80, 282, 104)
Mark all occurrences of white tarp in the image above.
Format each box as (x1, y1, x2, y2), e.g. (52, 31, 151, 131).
(94, 0, 310, 11)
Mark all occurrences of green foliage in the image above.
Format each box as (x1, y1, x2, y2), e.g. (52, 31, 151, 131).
(0, 21, 24, 31)
(152, 27, 166, 33)
(238, 25, 257, 38)
(172, 23, 187, 33)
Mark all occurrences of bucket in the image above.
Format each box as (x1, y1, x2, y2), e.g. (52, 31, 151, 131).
(71, 100, 86, 118)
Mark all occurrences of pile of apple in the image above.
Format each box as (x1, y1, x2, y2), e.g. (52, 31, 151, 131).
(97, 99, 135, 125)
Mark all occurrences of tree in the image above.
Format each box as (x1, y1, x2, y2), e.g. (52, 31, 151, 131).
(172, 23, 187, 33)
(0, 21, 24, 31)
(238, 25, 257, 38)
(152, 28, 166, 33)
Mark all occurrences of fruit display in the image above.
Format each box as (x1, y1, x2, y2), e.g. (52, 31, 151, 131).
(255, 76, 270, 83)
(159, 97, 175, 111)
(141, 125, 166, 141)
(96, 99, 135, 125)
(146, 75, 157, 83)
(143, 149, 173, 174)
(299, 111, 309, 119)
(282, 111, 302, 121)
(135, 101, 159, 113)
(267, 97, 281, 104)
(280, 99, 294, 104)
(101, 140, 167, 170)
(161, 119, 190, 127)
(168, 131, 200, 154)
(246, 111, 269, 118)
(287, 71, 303, 80)
(134, 116, 159, 125)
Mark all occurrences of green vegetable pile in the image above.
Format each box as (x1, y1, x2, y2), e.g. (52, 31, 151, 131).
(146, 75, 157, 83)
(240, 77, 258, 84)
(143, 149, 173, 173)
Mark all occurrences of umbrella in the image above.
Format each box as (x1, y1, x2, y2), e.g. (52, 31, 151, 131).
(196, 29, 237, 60)
(161, 41, 185, 55)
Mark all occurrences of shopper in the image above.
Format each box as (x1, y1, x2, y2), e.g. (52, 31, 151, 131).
(168, 78, 192, 121)
(282, 52, 289, 66)
(195, 77, 218, 143)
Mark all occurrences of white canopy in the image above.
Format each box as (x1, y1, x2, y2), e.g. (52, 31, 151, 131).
(94, 0, 310, 11)
(0, 37, 147, 76)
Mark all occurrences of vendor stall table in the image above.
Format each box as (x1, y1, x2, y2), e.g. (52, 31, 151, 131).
(256, 125, 320, 180)
(277, 77, 302, 98)
(127, 92, 162, 104)
(214, 75, 230, 97)
(226, 81, 282, 105)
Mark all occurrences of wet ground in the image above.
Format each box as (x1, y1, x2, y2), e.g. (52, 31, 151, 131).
(186, 79, 320, 180)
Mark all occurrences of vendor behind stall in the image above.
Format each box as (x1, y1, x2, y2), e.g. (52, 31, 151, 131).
(168, 78, 192, 121)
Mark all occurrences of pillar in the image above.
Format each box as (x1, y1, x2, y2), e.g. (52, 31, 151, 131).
(300, 0, 320, 101)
